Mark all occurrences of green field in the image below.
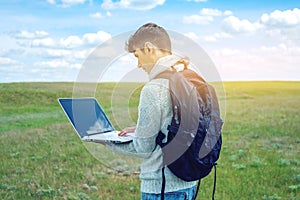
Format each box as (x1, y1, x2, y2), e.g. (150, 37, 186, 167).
(0, 81, 299, 200)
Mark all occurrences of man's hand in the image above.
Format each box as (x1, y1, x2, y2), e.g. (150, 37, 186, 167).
(119, 126, 136, 136)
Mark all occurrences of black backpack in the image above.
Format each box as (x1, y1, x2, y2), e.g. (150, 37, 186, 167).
(155, 68, 223, 200)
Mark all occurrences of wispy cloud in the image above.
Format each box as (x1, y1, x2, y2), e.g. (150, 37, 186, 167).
(90, 12, 104, 19)
(261, 8, 300, 41)
(211, 43, 300, 81)
(13, 30, 49, 39)
(183, 15, 214, 25)
(220, 8, 300, 41)
(31, 37, 57, 48)
(47, 0, 56, 4)
(222, 16, 263, 34)
(260, 8, 300, 27)
(200, 8, 224, 16)
(47, 0, 88, 7)
(203, 32, 232, 42)
(101, 0, 165, 10)
(24, 31, 112, 49)
(82, 31, 112, 46)
(34, 60, 81, 69)
(183, 8, 232, 25)
(1, 29, 113, 82)
(0, 57, 20, 66)
(184, 32, 199, 41)
(186, 0, 207, 2)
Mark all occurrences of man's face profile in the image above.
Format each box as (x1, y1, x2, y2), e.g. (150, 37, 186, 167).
(133, 47, 156, 74)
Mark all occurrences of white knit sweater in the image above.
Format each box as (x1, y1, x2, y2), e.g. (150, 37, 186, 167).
(107, 55, 196, 194)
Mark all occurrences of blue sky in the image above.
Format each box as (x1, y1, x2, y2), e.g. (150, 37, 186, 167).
(0, 0, 300, 82)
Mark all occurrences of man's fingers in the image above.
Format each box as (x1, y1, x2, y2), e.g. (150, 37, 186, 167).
(118, 126, 136, 136)
(118, 131, 127, 136)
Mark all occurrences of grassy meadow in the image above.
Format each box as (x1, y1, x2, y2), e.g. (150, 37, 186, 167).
(0, 81, 299, 200)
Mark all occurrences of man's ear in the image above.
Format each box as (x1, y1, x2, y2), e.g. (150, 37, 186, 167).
(144, 42, 156, 53)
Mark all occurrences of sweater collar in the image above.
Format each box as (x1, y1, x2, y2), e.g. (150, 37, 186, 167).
(149, 54, 189, 80)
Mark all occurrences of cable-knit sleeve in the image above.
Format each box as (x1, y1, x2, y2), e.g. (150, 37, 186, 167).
(107, 80, 171, 158)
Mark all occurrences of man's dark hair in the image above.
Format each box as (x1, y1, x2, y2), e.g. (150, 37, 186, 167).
(126, 22, 171, 53)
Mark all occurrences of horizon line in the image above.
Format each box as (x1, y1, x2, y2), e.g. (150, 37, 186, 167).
(1, 80, 299, 84)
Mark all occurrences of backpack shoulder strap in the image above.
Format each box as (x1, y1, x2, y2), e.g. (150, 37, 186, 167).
(153, 70, 175, 80)
(180, 69, 206, 83)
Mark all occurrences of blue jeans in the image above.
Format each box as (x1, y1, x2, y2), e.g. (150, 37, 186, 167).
(141, 186, 196, 200)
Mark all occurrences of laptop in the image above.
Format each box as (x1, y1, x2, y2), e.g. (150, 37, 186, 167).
(58, 97, 134, 143)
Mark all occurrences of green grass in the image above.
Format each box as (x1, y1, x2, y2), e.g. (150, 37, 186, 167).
(0, 81, 299, 199)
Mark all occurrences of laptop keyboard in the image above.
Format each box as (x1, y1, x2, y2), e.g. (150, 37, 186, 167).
(87, 131, 133, 142)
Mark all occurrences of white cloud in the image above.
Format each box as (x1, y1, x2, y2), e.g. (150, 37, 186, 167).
(222, 16, 262, 34)
(72, 50, 91, 60)
(100, 54, 148, 82)
(101, 0, 165, 10)
(187, 0, 207, 2)
(212, 48, 240, 56)
(0, 48, 25, 57)
(220, 8, 300, 40)
(45, 49, 71, 58)
(41, 49, 90, 62)
(183, 8, 233, 25)
(0, 57, 20, 65)
(34, 60, 81, 69)
(260, 43, 300, 56)
(47, 0, 56, 4)
(200, 8, 223, 16)
(24, 30, 111, 49)
(48, 0, 87, 7)
(0, 57, 24, 82)
(57, 31, 112, 49)
(31, 37, 56, 48)
(183, 15, 214, 25)
(60, 35, 83, 48)
(185, 8, 300, 41)
(203, 32, 232, 42)
(270, 26, 300, 41)
(106, 11, 112, 17)
(261, 8, 300, 27)
(83, 31, 112, 45)
(14, 30, 49, 39)
(210, 43, 300, 81)
(224, 10, 233, 16)
(101, 0, 114, 9)
(184, 32, 199, 41)
(259, 8, 300, 41)
(90, 12, 103, 19)
(61, 0, 85, 4)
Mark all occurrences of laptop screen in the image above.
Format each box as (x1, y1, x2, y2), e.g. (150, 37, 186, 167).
(59, 98, 114, 137)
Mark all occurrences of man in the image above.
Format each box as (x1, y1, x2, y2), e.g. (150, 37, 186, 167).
(106, 22, 197, 199)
